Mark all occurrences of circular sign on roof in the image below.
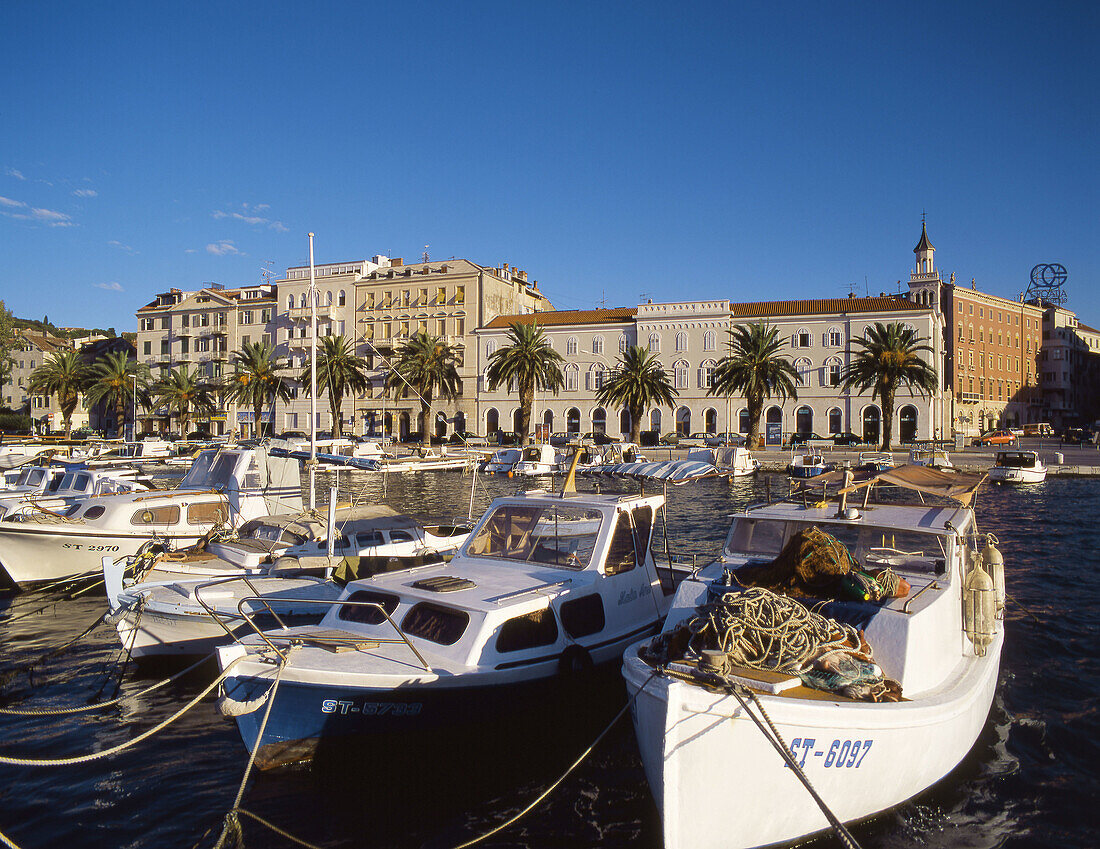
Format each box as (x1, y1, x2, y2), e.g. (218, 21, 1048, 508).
(1030, 263, 1067, 288)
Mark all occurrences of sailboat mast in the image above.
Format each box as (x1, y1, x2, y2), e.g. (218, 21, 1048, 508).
(308, 231, 318, 511)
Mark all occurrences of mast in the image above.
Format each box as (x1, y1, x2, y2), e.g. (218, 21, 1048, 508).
(308, 232, 318, 511)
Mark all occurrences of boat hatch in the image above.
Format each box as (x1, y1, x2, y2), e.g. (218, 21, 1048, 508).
(411, 575, 477, 592)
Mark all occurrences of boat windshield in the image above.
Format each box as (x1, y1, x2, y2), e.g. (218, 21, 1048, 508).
(466, 503, 604, 569)
(725, 517, 947, 574)
(178, 450, 221, 490)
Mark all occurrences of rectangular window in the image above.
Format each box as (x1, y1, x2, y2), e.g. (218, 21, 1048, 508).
(181, 314, 190, 328)
(419, 288, 428, 304)
(455, 318, 465, 336)
(143, 341, 151, 355)
(455, 286, 465, 305)
(161, 316, 171, 329)
(261, 308, 272, 323)
(436, 287, 446, 305)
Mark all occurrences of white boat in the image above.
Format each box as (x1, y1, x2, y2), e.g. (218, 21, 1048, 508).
(215, 485, 678, 769)
(623, 465, 1004, 849)
(988, 450, 1047, 484)
(787, 448, 833, 478)
(908, 446, 952, 470)
(0, 446, 302, 587)
(511, 444, 559, 476)
(0, 464, 155, 519)
(0, 464, 66, 495)
(482, 447, 521, 474)
(688, 446, 759, 477)
(858, 451, 895, 472)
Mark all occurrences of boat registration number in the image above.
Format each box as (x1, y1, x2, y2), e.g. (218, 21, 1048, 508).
(788, 737, 872, 769)
(320, 699, 422, 717)
(62, 543, 120, 552)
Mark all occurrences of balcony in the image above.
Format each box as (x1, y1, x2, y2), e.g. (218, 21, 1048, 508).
(288, 305, 335, 322)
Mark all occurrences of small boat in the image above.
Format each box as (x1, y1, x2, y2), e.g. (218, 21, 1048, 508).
(858, 451, 895, 473)
(0, 464, 66, 496)
(908, 446, 952, 470)
(215, 483, 679, 769)
(623, 465, 1004, 849)
(481, 447, 521, 474)
(787, 448, 833, 478)
(0, 464, 155, 519)
(688, 446, 759, 477)
(988, 450, 1047, 484)
(0, 446, 302, 587)
(511, 444, 558, 476)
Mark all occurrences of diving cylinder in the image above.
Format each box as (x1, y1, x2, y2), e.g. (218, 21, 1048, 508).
(963, 554, 996, 656)
(982, 534, 1006, 618)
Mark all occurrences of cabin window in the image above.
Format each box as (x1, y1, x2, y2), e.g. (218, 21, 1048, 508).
(725, 518, 786, 557)
(73, 474, 90, 492)
(466, 504, 603, 569)
(355, 530, 385, 547)
(401, 603, 469, 645)
(131, 505, 181, 526)
(495, 607, 559, 653)
(389, 530, 415, 544)
(559, 594, 605, 638)
(339, 590, 400, 625)
(82, 505, 106, 520)
(604, 507, 654, 575)
(187, 502, 227, 525)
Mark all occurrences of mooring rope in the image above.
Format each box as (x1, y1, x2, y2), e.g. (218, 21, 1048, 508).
(0, 612, 107, 692)
(0, 656, 245, 767)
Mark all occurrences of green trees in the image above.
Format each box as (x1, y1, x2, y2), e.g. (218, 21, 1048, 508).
(485, 322, 565, 446)
(84, 351, 148, 437)
(27, 349, 88, 438)
(150, 365, 217, 436)
(386, 332, 461, 440)
(708, 323, 799, 449)
(0, 300, 15, 389)
(222, 340, 291, 438)
(596, 345, 678, 445)
(298, 334, 371, 439)
(841, 321, 938, 450)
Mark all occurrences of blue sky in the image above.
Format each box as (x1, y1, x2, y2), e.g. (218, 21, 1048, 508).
(2, 1, 1096, 331)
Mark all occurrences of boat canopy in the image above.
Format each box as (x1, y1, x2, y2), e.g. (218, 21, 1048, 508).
(839, 464, 987, 506)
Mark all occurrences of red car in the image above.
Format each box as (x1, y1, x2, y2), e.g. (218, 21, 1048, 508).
(973, 430, 1017, 446)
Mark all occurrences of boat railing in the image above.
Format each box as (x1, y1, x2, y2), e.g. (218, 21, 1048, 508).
(224, 592, 434, 672)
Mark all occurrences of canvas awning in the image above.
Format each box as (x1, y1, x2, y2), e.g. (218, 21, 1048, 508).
(839, 464, 987, 506)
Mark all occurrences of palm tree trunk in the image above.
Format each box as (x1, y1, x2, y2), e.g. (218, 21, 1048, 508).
(116, 393, 126, 439)
(519, 384, 534, 446)
(629, 403, 642, 445)
(747, 392, 764, 450)
(330, 390, 342, 439)
(881, 386, 896, 450)
(254, 398, 263, 439)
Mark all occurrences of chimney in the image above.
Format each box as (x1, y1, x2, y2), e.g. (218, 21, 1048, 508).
(392, 257, 403, 267)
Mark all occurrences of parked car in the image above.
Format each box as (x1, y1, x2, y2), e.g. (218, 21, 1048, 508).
(831, 432, 864, 447)
(549, 432, 572, 447)
(678, 432, 710, 448)
(1061, 427, 1090, 445)
(659, 432, 681, 446)
(449, 431, 488, 447)
(973, 430, 1017, 446)
(491, 431, 520, 446)
(705, 432, 744, 447)
(581, 431, 614, 445)
(787, 431, 828, 447)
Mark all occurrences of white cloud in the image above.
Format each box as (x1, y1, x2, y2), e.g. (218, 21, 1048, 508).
(94, 281, 124, 292)
(211, 205, 287, 232)
(108, 239, 136, 254)
(5, 168, 26, 180)
(0, 195, 23, 208)
(206, 239, 241, 256)
(73, 189, 97, 198)
(0, 196, 74, 226)
(184, 248, 197, 254)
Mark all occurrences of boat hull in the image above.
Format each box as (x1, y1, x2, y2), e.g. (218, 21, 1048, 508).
(623, 631, 1003, 849)
(988, 467, 1046, 484)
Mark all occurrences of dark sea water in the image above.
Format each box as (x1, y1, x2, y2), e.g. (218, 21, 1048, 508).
(1, 471, 1097, 849)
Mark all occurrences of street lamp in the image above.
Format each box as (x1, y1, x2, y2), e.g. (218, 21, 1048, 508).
(132, 372, 138, 441)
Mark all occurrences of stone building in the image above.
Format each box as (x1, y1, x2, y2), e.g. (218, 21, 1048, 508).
(2, 330, 70, 426)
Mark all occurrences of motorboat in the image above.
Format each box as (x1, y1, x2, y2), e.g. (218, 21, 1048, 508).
(481, 447, 521, 474)
(0, 464, 66, 496)
(215, 484, 679, 769)
(988, 450, 1047, 484)
(511, 444, 559, 476)
(787, 448, 833, 478)
(908, 446, 953, 470)
(858, 451, 895, 473)
(688, 446, 759, 477)
(0, 464, 155, 519)
(378, 449, 474, 473)
(623, 465, 1004, 849)
(0, 446, 303, 587)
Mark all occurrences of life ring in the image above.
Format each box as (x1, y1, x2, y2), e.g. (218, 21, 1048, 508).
(558, 645, 594, 676)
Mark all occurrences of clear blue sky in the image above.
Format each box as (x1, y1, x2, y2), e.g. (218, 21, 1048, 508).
(2, 1, 1096, 330)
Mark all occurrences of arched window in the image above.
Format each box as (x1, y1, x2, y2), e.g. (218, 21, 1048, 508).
(566, 407, 581, 434)
(698, 359, 717, 389)
(704, 408, 717, 434)
(619, 408, 631, 435)
(862, 406, 881, 445)
(824, 356, 842, 387)
(485, 340, 496, 358)
(287, 294, 295, 310)
(738, 408, 750, 434)
(673, 359, 689, 389)
(703, 330, 716, 352)
(513, 408, 523, 433)
(794, 357, 812, 387)
(675, 406, 691, 436)
(648, 333, 660, 353)
(618, 333, 629, 353)
(899, 405, 918, 442)
(543, 409, 553, 435)
(566, 336, 578, 356)
(564, 364, 579, 392)
(793, 327, 811, 348)
(592, 335, 604, 355)
(826, 326, 842, 347)
(650, 409, 662, 433)
(828, 407, 842, 434)
(591, 407, 607, 434)
(766, 406, 783, 426)
(325, 290, 333, 306)
(486, 408, 499, 434)
(454, 411, 466, 434)
(675, 331, 688, 353)
(795, 406, 813, 435)
(586, 365, 604, 391)
(338, 290, 346, 307)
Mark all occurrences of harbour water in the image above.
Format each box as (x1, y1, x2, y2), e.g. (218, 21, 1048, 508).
(1, 470, 1096, 848)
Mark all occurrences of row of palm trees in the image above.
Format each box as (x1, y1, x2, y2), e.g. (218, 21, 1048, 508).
(29, 320, 936, 450)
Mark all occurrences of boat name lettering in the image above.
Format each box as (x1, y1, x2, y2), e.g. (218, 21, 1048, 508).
(617, 583, 652, 606)
(61, 543, 120, 552)
(788, 737, 873, 769)
(321, 699, 423, 717)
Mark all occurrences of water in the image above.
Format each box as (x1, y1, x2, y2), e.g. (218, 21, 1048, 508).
(1, 471, 1096, 849)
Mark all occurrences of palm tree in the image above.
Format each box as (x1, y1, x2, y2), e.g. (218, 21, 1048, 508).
(28, 349, 88, 439)
(708, 323, 799, 449)
(84, 351, 148, 438)
(841, 321, 939, 450)
(298, 334, 372, 438)
(151, 365, 217, 436)
(485, 322, 565, 446)
(596, 345, 678, 445)
(386, 332, 461, 441)
(223, 340, 292, 438)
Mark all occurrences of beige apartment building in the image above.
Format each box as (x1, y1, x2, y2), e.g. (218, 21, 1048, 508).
(135, 283, 278, 436)
(2, 330, 70, 426)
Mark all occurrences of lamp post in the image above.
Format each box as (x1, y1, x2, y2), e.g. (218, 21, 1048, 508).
(132, 372, 138, 441)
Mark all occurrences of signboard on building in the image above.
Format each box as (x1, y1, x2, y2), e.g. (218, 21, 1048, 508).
(765, 422, 782, 446)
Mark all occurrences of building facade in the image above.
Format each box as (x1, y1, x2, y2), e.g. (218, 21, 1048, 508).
(2, 330, 70, 425)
